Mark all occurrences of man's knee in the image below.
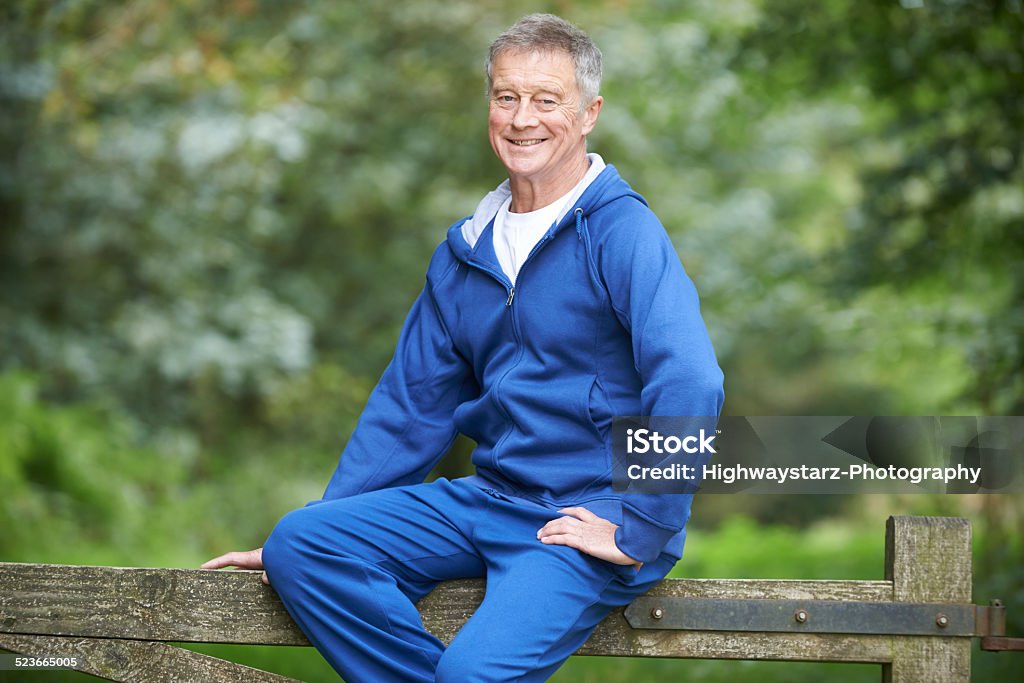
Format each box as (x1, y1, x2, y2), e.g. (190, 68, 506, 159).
(262, 507, 315, 584)
(434, 639, 480, 683)
(263, 503, 377, 584)
(436, 636, 535, 683)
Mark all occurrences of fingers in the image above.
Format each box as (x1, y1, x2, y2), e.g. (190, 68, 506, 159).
(200, 548, 263, 571)
(536, 507, 601, 539)
(538, 533, 581, 550)
(200, 552, 242, 570)
(537, 511, 637, 566)
(557, 506, 599, 523)
(536, 515, 582, 540)
(200, 551, 271, 587)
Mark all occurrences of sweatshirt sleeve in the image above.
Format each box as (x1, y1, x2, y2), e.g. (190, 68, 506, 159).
(310, 262, 476, 504)
(597, 202, 725, 563)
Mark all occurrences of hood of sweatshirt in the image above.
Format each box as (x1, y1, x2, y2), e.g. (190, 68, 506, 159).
(446, 160, 645, 265)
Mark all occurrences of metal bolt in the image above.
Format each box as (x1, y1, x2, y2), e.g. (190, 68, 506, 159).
(651, 607, 664, 620)
(794, 609, 809, 624)
(936, 614, 949, 628)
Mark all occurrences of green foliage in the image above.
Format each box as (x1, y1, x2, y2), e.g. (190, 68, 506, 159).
(732, 0, 1024, 414)
(0, 372, 186, 564)
(679, 514, 881, 580)
(0, 368, 343, 566)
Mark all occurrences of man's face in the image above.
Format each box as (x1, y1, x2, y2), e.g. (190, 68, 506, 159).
(488, 49, 602, 186)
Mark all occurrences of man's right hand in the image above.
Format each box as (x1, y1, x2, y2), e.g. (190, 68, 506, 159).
(201, 547, 270, 585)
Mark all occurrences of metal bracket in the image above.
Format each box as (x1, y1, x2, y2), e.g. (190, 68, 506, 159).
(625, 597, 1010, 639)
(978, 599, 1024, 651)
(981, 637, 1024, 652)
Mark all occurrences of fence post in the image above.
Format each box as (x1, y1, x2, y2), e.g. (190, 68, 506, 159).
(883, 516, 972, 683)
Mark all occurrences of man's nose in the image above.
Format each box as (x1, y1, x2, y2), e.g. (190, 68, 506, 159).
(511, 100, 539, 128)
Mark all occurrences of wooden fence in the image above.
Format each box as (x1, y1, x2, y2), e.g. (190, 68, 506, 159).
(1, 516, 1018, 681)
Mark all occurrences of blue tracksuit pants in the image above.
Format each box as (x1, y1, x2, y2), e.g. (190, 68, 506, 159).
(262, 477, 676, 682)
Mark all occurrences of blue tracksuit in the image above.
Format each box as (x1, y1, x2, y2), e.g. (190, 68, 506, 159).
(263, 164, 724, 681)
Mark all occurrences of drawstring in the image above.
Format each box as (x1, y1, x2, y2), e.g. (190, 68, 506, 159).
(574, 207, 584, 240)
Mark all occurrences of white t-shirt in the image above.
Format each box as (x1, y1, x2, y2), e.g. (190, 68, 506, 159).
(493, 153, 606, 284)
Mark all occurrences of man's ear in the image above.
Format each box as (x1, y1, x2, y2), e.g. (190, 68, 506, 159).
(581, 96, 603, 136)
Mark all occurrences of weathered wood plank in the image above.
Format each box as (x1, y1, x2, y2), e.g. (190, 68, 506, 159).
(1, 561, 895, 662)
(885, 516, 972, 603)
(0, 562, 892, 644)
(0, 563, 308, 645)
(0, 633, 302, 683)
(883, 516, 972, 683)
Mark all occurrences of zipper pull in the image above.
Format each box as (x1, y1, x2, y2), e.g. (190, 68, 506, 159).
(506, 287, 515, 306)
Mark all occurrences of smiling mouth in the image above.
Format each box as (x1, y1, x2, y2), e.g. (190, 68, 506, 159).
(509, 139, 545, 146)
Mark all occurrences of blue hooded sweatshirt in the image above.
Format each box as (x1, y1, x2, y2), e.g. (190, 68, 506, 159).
(317, 164, 724, 564)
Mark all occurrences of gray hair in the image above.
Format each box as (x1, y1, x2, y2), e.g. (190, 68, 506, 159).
(485, 14, 603, 109)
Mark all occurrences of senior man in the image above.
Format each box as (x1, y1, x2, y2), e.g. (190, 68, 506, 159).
(203, 13, 724, 682)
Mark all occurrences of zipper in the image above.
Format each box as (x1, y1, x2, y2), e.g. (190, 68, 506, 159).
(458, 208, 583, 477)
(460, 257, 517, 477)
(465, 258, 514, 307)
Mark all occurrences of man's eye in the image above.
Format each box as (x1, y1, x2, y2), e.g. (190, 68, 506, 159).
(499, 95, 516, 103)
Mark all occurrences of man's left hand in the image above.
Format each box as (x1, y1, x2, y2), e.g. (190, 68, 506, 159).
(537, 507, 642, 569)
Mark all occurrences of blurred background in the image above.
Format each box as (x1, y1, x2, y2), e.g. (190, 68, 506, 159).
(1, 0, 1021, 680)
